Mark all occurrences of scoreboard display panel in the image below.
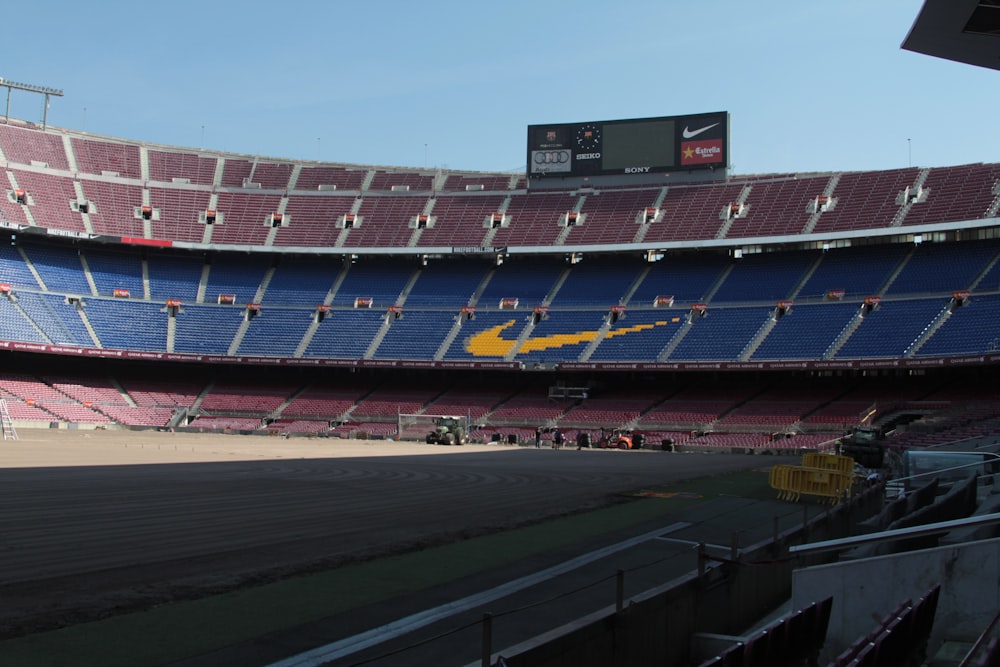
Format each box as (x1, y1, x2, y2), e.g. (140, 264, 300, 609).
(527, 111, 728, 179)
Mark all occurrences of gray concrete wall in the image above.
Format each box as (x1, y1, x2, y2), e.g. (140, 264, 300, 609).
(792, 537, 1000, 663)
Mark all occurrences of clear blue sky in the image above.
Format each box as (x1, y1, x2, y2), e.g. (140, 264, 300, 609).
(5, 0, 997, 175)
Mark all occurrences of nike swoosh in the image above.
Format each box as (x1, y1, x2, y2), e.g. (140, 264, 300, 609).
(465, 320, 675, 357)
(682, 123, 720, 139)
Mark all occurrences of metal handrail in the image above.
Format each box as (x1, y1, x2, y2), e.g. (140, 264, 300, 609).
(789, 512, 1000, 555)
(887, 451, 1000, 489)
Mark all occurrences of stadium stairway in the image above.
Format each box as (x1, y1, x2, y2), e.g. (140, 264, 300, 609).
(904, 304, 954, 357)
(202, 193, 220, 246)
(553, 198, 584, 246)
(62, 132, 79, 173)
(6, 173, 38, 227)
(738, 312, 778, 361)
(435, 265, 498, 362)
(294, 313, 325, 358)
(631, 186, 669, 245)
(877, 243, 917, 294)
(138, 186, 153, 240)
(800, 173, 841, 235)
(139, 144, 151, 182)
(787, 252, 824, 300)
(967, 248, 1000, 292)
(504, 268, 570, 361)
(75, 305, 101, 348)
(287, 164, 302, 190)
(823, 308, 865, 360)
(228, 316, 253, 356)
(653, 256, 735, 361)
(716, 183, 753, 240)
(73, 180, 97, 236)
(293, 266, 349, 357)
(262, 197, 288, 247)
(657, 316, 694, 361)
(267, 384, 309, 421)
(5, 292, 49, 343)
(987, 187, 1000, 218)
(187, 379, 214, 419)
(889, 167, 932, 227)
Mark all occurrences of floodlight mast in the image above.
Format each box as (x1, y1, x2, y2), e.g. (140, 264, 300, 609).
(1, 77, 64, 131)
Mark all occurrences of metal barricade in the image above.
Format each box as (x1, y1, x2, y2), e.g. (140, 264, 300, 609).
(769, 463, 853, 504)
(801, 452, 854, 475)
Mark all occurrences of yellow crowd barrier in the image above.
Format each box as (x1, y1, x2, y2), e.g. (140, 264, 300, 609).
(801, 453, 854, 475)
(769, 460, 854, 504)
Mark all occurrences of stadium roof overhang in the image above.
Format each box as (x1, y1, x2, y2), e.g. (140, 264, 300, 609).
(7, 214, 998, 258)
(902, 0, 1000, 71)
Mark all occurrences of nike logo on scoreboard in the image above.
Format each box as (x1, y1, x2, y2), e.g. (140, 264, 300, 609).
(682, 122, 720, 139)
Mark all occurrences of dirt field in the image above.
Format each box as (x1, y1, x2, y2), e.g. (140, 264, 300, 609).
(0, 428, 766, 639)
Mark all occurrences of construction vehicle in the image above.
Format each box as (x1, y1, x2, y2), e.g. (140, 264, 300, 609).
(425, 416, 468, 446)
(597, 428, 641, 450)
(840, 425, 886, 468)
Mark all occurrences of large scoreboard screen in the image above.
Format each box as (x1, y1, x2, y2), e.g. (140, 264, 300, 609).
(527, 111, 728, 179)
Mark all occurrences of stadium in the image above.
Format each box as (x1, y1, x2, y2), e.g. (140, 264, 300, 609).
(1, 1, 999, 665)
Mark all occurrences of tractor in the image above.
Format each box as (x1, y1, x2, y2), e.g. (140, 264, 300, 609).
(425, 416, 468, 446)
(840, 425, 886, 468)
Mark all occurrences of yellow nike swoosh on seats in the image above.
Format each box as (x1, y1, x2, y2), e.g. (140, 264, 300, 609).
(465, 320, 675, 357)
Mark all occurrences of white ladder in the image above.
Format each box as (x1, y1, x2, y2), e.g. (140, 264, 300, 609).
(0, 399, 18, 441)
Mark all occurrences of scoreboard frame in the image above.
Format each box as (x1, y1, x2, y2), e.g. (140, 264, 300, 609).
(526, 111, 729, 180)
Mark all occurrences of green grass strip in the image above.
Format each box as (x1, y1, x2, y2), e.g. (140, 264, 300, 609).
(0, 471, 765, 666)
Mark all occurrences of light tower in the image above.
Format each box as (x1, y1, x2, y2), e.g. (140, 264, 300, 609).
(1, 77, 64, 130)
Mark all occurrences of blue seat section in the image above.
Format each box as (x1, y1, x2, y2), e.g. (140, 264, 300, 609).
(514, 311, 610, 364)
(23, 244, 91, 295)
(668, 307, 773, 361)
(263, 257, 342, 307)
(331, 259, 413, 308)
(237, 309, 315, 357)
(442, 310, 526, 360)
(147, 253, 203, 301)
(797, 244, 910, 300)
(0, 296, 48, 343)
(884, 241, 1000, 296)
(710, 250, 815, 302)
(405, 260, 489, 307)
(303, 309, 385, 359)
(752, 302, 860, 360)
(551, 258, 644, 307)
(629, 254, 729, 305)
(916, 294, 1000, 356)
(373, 311, 454, 359)
(478, 258, 563, 307)
(836, 298, 945, 358)
(85, 248, 144, 298)
(2, 238, 999, 364)
(16, 292, 92, 345)
(203, 254, 271, 305)
(174, 305, 243, 354)
(589, 309, 686, 362)
(85, 299, 168, 351)
(0, 245, 40, 289)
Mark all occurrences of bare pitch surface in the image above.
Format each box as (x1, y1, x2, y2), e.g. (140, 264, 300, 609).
(0, 429, 766, 638)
